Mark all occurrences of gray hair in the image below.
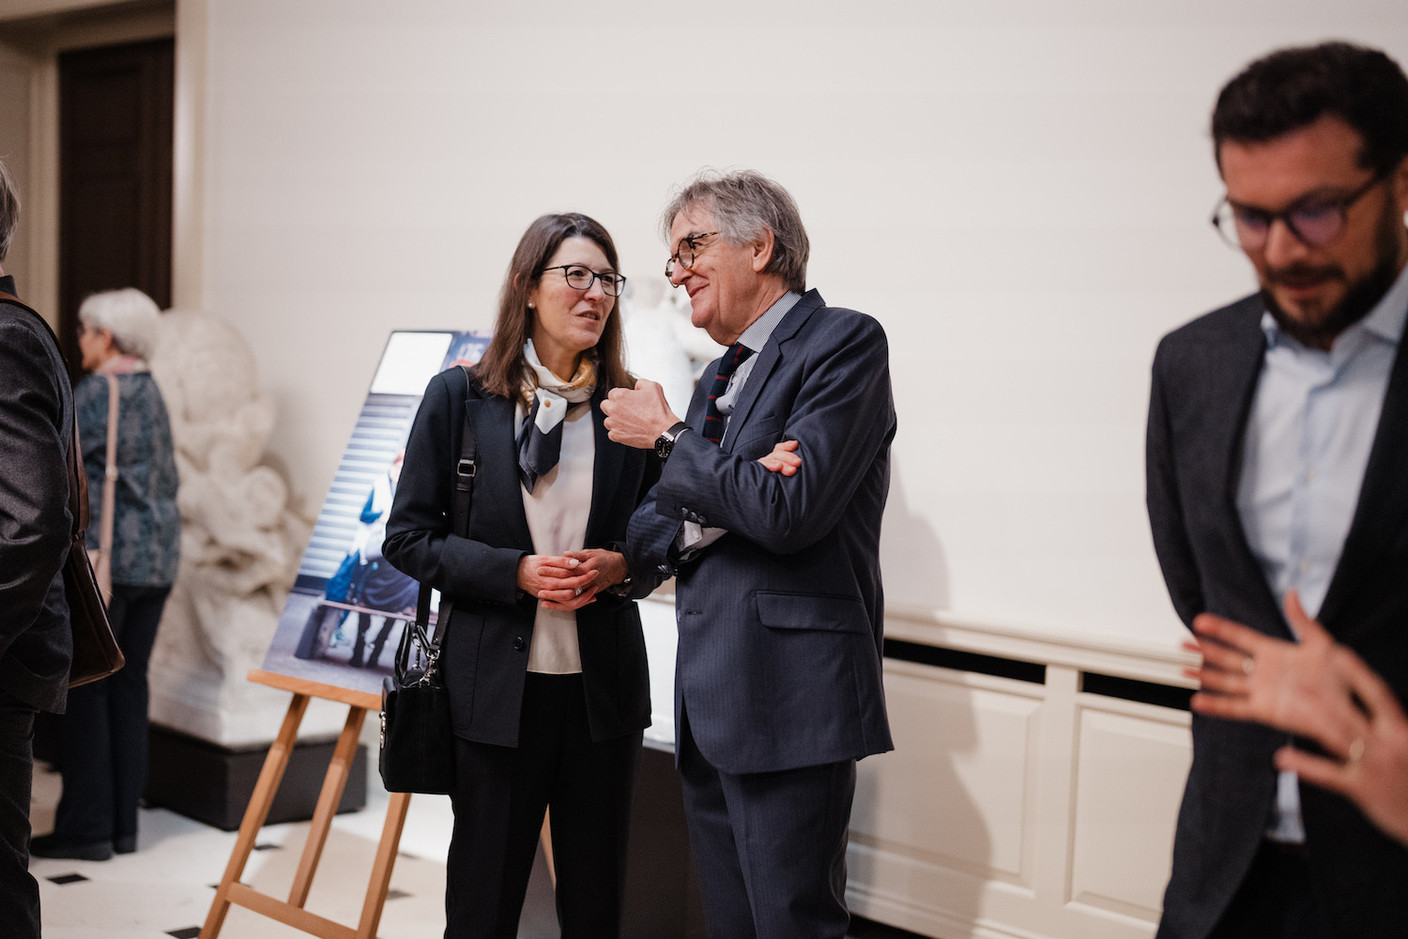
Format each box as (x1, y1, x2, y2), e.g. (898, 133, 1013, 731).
(660, 169, 810, 294)
(0, 158, 18, 263)
(79, 288, 161, 359)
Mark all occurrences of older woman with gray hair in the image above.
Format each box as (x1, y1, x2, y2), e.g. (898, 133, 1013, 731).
(30, 288, 180, 862)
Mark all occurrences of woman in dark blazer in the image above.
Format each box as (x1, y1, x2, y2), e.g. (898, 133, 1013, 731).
(383, 213, 658, 939)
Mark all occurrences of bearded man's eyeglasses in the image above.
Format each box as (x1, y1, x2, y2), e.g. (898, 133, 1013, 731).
(1211, 173, 1387, 251)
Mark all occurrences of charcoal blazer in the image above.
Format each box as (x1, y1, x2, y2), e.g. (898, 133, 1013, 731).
(1147, 293, 1408, 939)
(383, 368, 657, 747)
(628, 289, 896, 775)
(0, 291, 73, 714)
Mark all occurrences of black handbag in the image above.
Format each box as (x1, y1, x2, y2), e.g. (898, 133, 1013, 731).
(379, 366, 478, 793)
(0, 290, 125, 688)
(66, 385, 124, 688)
(379, 588, 453, 794)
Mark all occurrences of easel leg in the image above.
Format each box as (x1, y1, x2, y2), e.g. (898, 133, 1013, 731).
(200, 693, 310, 939)
(356, 791, 411, 938)
(288, 705, 367, 907)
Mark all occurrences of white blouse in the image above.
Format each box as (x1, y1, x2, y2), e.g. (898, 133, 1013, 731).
(520, 400, 595, 674)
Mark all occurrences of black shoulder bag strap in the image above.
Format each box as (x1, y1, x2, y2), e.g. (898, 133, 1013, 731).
(451, 365, 479, 545)
(417, 365, 479, 652)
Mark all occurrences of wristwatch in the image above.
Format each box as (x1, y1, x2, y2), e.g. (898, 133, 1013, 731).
(655, 421, 691, 461)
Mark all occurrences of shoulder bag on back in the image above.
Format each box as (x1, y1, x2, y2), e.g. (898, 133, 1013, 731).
(0, 291, 125, 687)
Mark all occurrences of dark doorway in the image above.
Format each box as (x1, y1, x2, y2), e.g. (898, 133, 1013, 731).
(58, 37, 173, 381)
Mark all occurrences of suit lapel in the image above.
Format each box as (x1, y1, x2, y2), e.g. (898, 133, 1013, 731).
(1211, 306, 1288, 633)
(1216, 314, 1270, 516)
(722, 289, 823, 450)
(472, 395, 535, 551)
(1319, 334, 1408, 627)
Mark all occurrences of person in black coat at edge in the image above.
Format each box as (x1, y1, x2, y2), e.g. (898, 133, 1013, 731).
(0, 156, 74, 939)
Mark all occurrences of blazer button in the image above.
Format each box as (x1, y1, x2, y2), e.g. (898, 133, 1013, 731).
(512, 636, 526, 651)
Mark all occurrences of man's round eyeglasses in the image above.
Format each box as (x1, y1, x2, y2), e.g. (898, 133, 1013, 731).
(539, 265, 626, 297)
(665, 232, 720, 279)
(1211, 172, 1387, 251)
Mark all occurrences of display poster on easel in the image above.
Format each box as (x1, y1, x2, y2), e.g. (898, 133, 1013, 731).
(258, 329, 491, 697)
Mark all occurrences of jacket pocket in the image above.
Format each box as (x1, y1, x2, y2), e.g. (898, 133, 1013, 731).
(755, 591, 868, 634)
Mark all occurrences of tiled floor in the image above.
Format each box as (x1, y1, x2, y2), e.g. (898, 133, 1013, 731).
(26, 602, 923, 937)
(27, 759, 528, 938)
(29, 758, 920, 939)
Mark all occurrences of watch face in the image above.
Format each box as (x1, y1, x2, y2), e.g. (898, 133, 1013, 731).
(654, 434, 673, 461)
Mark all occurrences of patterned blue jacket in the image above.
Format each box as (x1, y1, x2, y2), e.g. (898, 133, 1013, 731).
(76, 371, 181, 586)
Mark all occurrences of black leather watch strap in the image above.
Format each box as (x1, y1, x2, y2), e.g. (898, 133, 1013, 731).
(655, 421, 691, 461)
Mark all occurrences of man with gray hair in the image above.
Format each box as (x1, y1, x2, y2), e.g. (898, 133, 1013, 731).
(603, 169, 895, 938)
(0, 156, 75, 936)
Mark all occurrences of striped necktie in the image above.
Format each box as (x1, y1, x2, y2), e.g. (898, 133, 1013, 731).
(702, 342, 754, 444)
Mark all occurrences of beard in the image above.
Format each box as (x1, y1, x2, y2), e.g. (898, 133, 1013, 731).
(1261, 202, 1406, 349)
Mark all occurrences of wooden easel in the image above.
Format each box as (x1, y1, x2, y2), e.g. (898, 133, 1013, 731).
(199, 669, 407, 939)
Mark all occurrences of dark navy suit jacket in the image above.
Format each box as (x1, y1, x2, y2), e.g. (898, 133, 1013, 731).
(628, 289, 896, 775)
(384, 368, 657, 747)
(1147, 293, 1408, 939)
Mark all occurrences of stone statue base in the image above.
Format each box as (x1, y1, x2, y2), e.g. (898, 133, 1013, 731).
(145, 723, 367, 830)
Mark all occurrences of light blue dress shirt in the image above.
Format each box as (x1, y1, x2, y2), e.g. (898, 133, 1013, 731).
(713, 291, 800, 425)
(1237, 262, 1408, 841)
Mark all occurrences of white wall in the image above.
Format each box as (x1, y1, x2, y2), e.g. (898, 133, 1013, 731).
(126, 0, 1408, 645)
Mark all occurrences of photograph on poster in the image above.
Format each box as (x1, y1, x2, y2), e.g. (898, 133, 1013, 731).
(259, 329, 491, 696)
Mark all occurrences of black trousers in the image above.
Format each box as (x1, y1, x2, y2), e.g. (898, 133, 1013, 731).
(445, 672, 642, 939)
(678, 706, 856, 939)
(1208, 840, 1328, 939)
(0, 693, 40, 939)
(51, 583, 170, 845)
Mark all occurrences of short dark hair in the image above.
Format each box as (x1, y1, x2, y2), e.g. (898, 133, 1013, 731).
(1212, 41, 1408, 176)
(475, 213, 631, 399)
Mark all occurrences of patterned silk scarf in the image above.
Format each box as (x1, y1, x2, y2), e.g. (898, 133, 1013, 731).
(516, 339, 596, 492)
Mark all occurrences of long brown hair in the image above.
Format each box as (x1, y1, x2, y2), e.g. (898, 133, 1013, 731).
(475, 213, 632, 398)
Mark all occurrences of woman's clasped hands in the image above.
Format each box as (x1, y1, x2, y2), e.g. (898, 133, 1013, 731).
(517, 548, 630, 610)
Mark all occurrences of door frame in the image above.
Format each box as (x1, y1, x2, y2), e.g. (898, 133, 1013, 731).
(0, 0, 206, 329)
